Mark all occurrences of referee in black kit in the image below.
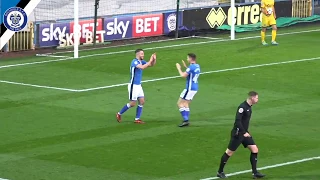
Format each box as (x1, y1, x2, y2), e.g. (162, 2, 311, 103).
(217, 91, 265, 179)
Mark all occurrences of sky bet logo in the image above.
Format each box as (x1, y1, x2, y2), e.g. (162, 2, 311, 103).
(41, 23, 68, 42)
(105, 18, 130, 38)
(104, 17, 133, 40)
(38, 14, 164, 47)
(39, 20, 103, 46)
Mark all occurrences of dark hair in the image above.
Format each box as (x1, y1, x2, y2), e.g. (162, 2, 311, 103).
(248, 91, 258, 97)
(135, 49, 144, 54)
(187, 53, 196, 60)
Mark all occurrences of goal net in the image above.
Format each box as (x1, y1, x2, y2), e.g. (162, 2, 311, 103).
(33, 0, 226, 58)
(34, 0, 219, 22)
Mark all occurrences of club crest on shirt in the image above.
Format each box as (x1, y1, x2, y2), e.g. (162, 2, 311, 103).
(238, 108, 244, 113)
(3, 7, 28, 32)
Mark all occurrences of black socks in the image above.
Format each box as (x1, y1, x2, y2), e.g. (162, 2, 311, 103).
(218, 153, 230, 173)
(250, 153, 258, 173)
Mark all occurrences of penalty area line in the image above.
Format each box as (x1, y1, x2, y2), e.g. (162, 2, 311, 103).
(0, 80, 78, 92)
(77, 56, 320, 92)
(200, 156, 320, 180)
(1, 56, 320, 92)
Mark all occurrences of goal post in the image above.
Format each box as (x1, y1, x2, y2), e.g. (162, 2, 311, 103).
(231, 0, 235, 40)
(74, 0, 79, 58)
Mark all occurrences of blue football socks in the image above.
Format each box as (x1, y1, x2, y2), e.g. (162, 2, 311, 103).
(119, 103, 131, 115)
(135, 105, 143, 120)
(185, 108, 190, 121)
(179, 107, 189, 121)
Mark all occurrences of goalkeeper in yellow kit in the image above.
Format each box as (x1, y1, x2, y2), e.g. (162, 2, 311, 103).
(261, 0, 278, 45)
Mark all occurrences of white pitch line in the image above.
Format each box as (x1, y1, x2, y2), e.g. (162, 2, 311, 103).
(2, 56, 320, 92)
(0, 80, 78, 92)
(0, 57, 74, 69)
(200, 156, 320, 180)
(0, 29, 319, 70)
(43, 36, 196, 55)
(77, 75, 181, 92)
(76, 29, 320, 59)
(195, 36, 222, 40)
(35, 54, 71, 58)
(77, 56, 320, 92)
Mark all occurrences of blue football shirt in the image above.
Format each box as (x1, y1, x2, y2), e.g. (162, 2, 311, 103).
(129, 58, 147, 85)
(185, 63, 200, 91)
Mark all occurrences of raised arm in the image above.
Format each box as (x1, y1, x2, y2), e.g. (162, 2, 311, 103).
(135, 54, 156, 69)
(149, 53, 156, 67)
(182, 60, 188, 69)
(136, 61, 152, 69)
(176, 63, 189, 78)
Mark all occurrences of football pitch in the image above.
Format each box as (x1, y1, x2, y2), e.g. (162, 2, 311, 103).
(0, 25, 320, 180)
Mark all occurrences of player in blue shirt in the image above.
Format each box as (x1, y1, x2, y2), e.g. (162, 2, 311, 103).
(175, 53, 200, 127)
(116, 49, 156, 124)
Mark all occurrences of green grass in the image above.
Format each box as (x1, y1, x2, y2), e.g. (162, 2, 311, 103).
(0, 25, 320, 180)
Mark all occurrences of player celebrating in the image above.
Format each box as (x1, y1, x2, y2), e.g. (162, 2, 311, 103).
(175, 53, 200, 127)
(261, 0, 278, 45)
(216, 91, 265, 179)
(116, 49, 156, 124)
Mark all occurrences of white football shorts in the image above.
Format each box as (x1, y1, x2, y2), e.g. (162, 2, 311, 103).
(128, 84, 144, 101)
(180, 89, 197, 100)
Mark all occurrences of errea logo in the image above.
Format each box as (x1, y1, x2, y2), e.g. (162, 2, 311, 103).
(206, 7, 227, 28)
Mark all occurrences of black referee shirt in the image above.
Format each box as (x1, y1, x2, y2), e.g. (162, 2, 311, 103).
(232, 101, 252, 135)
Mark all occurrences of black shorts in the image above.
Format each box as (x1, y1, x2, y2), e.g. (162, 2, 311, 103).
(227, 134, 256, 151)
